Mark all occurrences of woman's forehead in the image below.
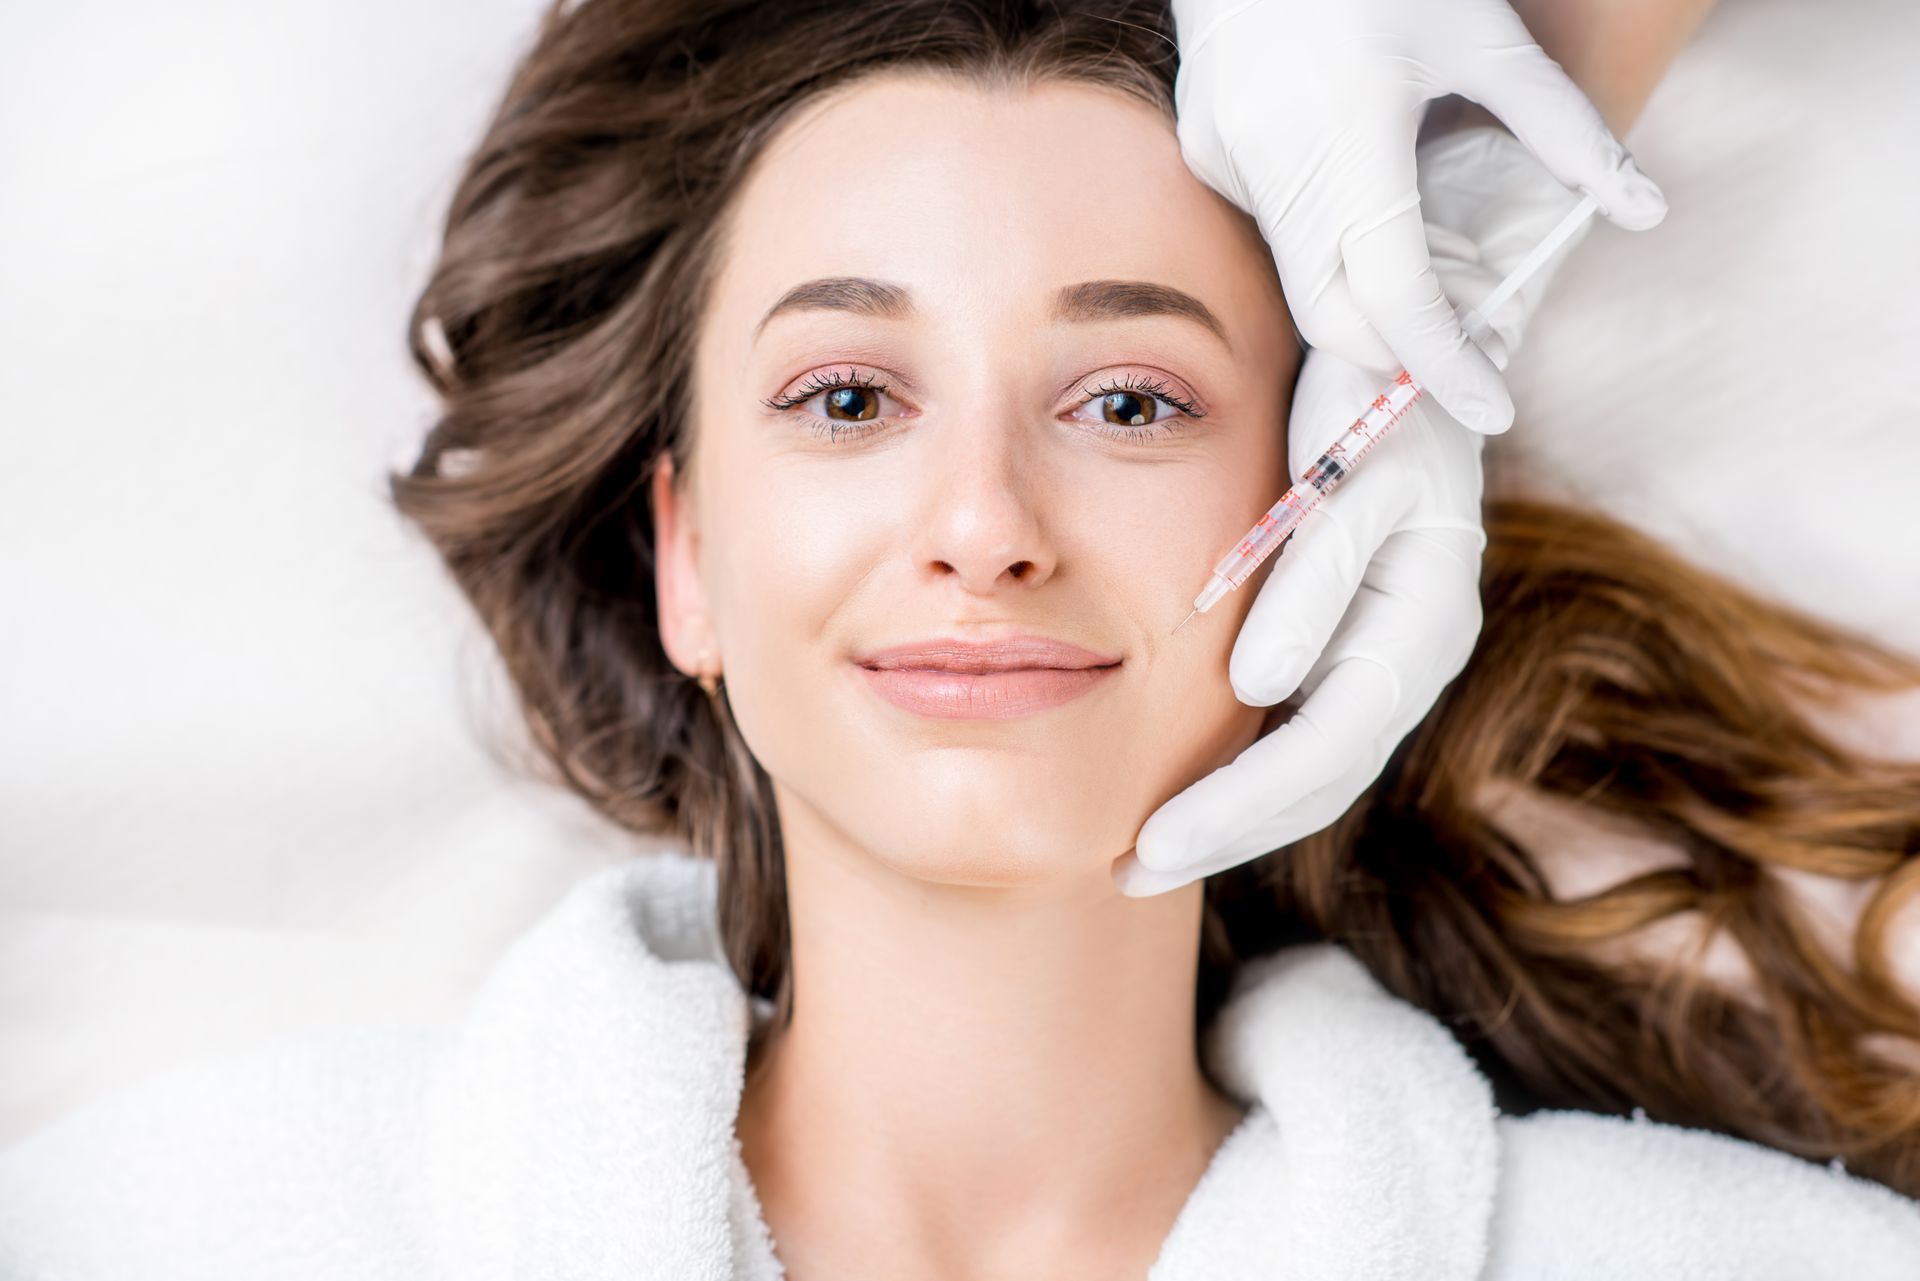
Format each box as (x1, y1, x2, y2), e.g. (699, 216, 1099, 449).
(709, 71, 1281, 338)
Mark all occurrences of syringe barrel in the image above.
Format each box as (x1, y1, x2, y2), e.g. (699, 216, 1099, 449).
(1198, 371, 1427, 604)
(1207, 491, 1313, 588)
(1318, 370, 1423, 478)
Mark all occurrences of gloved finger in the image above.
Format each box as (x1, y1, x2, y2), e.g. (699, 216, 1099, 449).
(1295, 205, 1513, 391)
(1194, 117, 1402, 376)
(1341, 199, 1514, 435)
(1133, 657, 1397, 873)
(1173, 59, 1444, 383)
(1249, 132, 1410, 376)
(1227, 505, 1371, 708)
(1451, 30, 1667, 231)
(1295, 527, 1486, 740)
(1113, 735, 1391, 897)
(1280, 255, 1401, 376)
(1229, 406, 1420, 705)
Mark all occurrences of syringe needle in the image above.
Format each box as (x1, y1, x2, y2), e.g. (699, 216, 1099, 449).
(1171, 608, 1197, 636)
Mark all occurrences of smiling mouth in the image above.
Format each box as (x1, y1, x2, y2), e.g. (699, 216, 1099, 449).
(854, 661, 1121, 720)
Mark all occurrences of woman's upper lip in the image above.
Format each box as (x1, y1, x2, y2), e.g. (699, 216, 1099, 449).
(855, 635, 1122, 673)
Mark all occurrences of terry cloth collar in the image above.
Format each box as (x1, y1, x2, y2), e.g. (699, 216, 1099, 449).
(420, 849, 1499, 1280)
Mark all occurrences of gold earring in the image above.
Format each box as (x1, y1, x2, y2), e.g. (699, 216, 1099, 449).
(696, 647, 721, 700)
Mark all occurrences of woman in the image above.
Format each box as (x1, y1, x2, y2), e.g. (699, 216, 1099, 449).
(4, 0, 1918, 1277)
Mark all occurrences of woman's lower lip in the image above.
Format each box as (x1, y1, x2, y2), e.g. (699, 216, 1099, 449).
(856, 663, 1119, 720)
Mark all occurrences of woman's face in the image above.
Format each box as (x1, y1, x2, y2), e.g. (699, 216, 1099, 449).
(656, 70, 1298, 888)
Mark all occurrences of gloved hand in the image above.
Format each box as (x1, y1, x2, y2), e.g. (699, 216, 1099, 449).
(1168, 0, 1667, 435)
(1116, 125, 1600, 896)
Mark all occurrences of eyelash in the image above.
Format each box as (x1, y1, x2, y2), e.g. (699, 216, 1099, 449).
(760, 367, 1205, 444)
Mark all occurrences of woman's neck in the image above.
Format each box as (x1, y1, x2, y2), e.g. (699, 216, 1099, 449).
(737, 785, 1249, 1279)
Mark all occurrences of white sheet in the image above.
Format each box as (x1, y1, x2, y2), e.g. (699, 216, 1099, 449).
(2, 0, 1915, 1144)
(1498, 0, 1920, 657)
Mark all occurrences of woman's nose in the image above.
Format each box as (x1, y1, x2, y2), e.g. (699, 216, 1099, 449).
(905, 409, 1059, 596)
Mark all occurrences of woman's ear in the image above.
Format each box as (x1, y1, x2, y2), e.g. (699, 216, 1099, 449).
(651, 455, 717, 677)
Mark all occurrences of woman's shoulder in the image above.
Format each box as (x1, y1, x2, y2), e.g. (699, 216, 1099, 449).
(0, 1021, 451, 1280)
(1485, 1107, 1920, 1279)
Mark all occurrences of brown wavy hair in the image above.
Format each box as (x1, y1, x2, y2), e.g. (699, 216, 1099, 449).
(389, 0, 1920, 1195)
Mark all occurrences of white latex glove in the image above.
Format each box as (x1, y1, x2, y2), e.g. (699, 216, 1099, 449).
(1169, 0, 1667, 435)
(1116, 126, 1597, 896)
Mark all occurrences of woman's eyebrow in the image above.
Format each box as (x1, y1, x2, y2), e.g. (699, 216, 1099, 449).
(752, 276, 1230, 349)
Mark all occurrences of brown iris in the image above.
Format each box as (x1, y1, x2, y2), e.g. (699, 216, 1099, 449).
(1099, 390, 1157, 426)
(825, 386, 881, 421)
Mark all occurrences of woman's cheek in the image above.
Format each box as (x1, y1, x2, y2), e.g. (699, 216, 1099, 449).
(707, 478, 878, 693)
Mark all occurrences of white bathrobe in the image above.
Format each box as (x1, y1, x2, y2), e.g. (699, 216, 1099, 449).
(3, 847, 1917, 1279)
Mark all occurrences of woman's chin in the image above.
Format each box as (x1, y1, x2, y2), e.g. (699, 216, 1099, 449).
(835, 807, 1146, 890)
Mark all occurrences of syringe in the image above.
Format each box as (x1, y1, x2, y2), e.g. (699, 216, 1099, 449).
(1170, 191, 1600, 636)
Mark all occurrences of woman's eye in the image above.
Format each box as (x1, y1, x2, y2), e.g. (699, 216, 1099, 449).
(1067, 376, 1203, 436)
(763, 370, 902, 439)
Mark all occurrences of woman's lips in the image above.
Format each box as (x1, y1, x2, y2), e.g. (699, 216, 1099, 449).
(856, 662, 1120, 720)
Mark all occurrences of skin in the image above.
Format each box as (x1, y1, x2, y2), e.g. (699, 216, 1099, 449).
(1509, 0, 1723, 135)
(1426, 0, 1723, 141)
(651, 71, 1298, 1280)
